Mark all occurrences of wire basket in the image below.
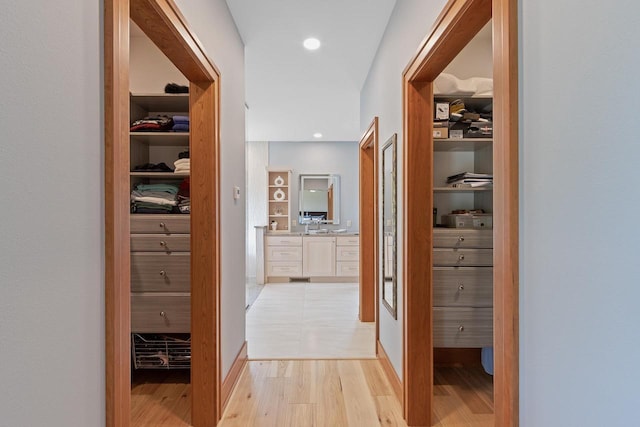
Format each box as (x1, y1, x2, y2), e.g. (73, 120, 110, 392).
(132, 333, 191, 369)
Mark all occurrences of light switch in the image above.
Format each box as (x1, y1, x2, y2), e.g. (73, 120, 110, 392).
(233, 186, 240, 200)
(346, 220, 352, 227)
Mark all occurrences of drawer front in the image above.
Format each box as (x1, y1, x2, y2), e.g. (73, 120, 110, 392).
(433, 267, 493, 307)
(266, 246, 303, 261)
(433, 229, 492, 248)
(433, 248, 493, 267)
(336, 245, 359, 261)
(131, 215, 190, 234)
(433, 307, 493, 348)
(131, 253, 190, 292)
(131, 235, 190, 252)
(267, 261, 302, 277)
(336, 261, 359, 277)
(336, 236, 359, 246)
(131, 295, 190, 333)
(266, 235, 302, 246)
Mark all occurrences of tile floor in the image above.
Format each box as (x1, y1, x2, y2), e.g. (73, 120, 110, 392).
(246, 282, 376, 359)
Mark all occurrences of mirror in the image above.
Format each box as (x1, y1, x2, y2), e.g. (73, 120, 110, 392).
(381, 134, 397, 319)
(298, 174, 341, 225)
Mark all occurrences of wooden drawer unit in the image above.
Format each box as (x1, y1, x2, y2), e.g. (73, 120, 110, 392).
(432, 248, 493, 267)
(266, 235, 302, 246)
(336, 261, 359, 277)
(131, 294, 190, 333)
(267, 261, 303, 277)
(336, 245, 359, 261)
(131, 252, 190, 292)
(336, 235, 359, 246)
(266, 245, 303, 262)
(131, 234, 190, 252)
(433, 267, 493, 307)
(433, 307, 493, 348)
(433, 228, 492, 249)
(131, 214, 190, 234)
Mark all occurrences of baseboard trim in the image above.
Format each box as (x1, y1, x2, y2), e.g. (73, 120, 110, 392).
(377, 340, 402, 406)
(221, 341, 248, 411)
(434, 348, 482, 367)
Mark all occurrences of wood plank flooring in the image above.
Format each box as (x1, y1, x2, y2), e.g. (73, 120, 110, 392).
(130, 362, 493, 426)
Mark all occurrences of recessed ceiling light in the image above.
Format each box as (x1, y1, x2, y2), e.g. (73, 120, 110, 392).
(313, 133, 323, 138)
(303, 38, 321, 50)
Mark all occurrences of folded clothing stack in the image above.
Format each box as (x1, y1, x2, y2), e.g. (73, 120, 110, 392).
(132, 162, 173, 172)
(172, 115, 189, 132)
(130, 115, 173, 132)
(177, 178, 190, 214)
(131, 183, 179, 214)
(174, 158, 190, 174)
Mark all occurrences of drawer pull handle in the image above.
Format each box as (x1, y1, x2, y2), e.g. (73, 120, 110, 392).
(458, 236, 465, 242)
(159, 222, 166, 229)
(159, 270, 166, 277)
(160, 311, 166, 317)
(458, 284, 464, 291)
(458, 254, 465, 261)
(160, 241, 167, 247)
(458, 325, 464, 332)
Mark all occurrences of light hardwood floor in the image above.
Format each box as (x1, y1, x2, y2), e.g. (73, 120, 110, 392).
(246, 283, 376, 359)
(130, 361, 493, 426)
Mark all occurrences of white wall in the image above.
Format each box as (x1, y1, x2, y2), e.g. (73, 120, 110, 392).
(443, 22, 493, 79)
(269, 141, 359, 232)
(246, 141, 269, 279)
(174, 0, 246, 379)
(130, 31, 188, 93)
(520, 0, 640, 425)
(0, 1, 103, 426)
(360, 0, 448, 380)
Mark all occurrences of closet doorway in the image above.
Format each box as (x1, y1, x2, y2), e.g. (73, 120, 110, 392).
(105, 0, 222, 426)
(402, 0, 518, 425)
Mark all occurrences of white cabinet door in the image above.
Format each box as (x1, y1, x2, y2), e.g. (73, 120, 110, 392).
(302, 237, 336, 276)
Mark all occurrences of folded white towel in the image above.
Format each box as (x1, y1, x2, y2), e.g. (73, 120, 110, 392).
(174, 158, 190, 167)
(131, 196, 178, 206)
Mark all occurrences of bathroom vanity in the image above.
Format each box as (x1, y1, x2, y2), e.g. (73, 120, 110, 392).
(264, 232, 359, 282)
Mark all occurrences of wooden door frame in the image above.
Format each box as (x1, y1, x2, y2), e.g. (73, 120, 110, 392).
(358, 117, 379, 324)
(105, 1, 222, 426)
(402, 0, 518, 425)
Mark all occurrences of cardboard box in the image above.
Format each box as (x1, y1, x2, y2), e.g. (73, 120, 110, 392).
(442, 213, 493, 229)
(433, 122, 449, 139)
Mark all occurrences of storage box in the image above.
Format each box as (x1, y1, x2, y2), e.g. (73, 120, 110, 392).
(442, 213, 493, 229)
(466, 121, 493, 138)
(433, 123, 449, 139)
(435, 102, 449, 120)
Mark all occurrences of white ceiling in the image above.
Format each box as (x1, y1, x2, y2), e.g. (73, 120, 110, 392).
(225, 0, 397, 142)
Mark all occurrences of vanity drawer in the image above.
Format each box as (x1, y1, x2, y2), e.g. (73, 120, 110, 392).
(267, 261, 302, 277)
(266, 245, 303, 261)
(433, 267, 493, 307)
(266, 235, 303, 246)
(336, 245, 359, 261)
(433, 229, 492, 249)
(433, 307, 493, 348)
(336, 236, 359, 246)
(131, 235, 190, 252)
(131, 253, 190, 292)
(433, 248, 493, 267)
(131, 215, 190, 234)
(336, 261, 359, 277)
(131, 294, 190, 333)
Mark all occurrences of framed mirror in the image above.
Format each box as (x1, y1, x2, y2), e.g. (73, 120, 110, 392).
(298, 174, 341, 225)
(381, 134, 397, 318)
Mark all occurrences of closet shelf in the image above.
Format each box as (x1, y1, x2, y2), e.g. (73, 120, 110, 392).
(130, 172, 190, 178)
(129, 93, 189, 111)
(433, 187, 493, 193)
(268, 199, 289, 203)
(130, 132, 190, 145)
(434, 138, 492, 152)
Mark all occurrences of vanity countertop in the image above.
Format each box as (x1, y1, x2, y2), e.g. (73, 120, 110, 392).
(265, 231, 359, 237)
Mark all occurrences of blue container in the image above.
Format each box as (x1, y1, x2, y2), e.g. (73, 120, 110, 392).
(481, 347, 494, 375)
